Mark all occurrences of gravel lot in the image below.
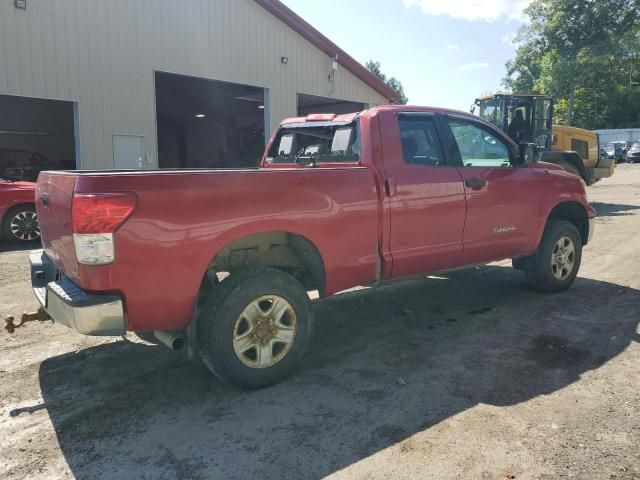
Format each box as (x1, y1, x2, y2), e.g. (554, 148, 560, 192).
(1, 165, 639, 480)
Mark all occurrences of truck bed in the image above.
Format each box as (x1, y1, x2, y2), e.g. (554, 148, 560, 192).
(36, 167, 380, 331)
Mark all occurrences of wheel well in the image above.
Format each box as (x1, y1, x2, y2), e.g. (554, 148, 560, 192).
(205, 231, 326, 295)
(547, 202, 589, 245)
(1, 203, 36, 223)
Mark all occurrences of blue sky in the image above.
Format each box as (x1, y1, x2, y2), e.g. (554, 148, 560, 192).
(280, 0, 532, 111)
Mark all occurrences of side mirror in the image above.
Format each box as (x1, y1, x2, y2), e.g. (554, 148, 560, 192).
(518, 142, 537, 165)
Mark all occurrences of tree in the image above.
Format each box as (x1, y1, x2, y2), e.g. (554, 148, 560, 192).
(502, 0, 639, 127)
(365, 60, 409, 104)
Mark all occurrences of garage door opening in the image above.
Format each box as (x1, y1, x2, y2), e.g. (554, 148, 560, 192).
(0, 94, 76, 182)
(297, 93, 365, 117)
(155, 72, 266, 169)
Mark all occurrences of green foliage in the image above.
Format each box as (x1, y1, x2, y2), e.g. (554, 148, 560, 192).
(365, 60, 409, 104)
(503, 0, 640, 128)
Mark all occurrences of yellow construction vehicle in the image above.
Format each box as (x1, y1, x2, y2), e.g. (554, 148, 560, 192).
(473, 94, 615, 184)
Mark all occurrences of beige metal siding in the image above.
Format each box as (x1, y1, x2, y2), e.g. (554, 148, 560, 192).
(0, 0, 387, 169)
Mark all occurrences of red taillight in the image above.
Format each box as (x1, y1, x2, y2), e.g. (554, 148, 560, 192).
(72, 193, 137, 234)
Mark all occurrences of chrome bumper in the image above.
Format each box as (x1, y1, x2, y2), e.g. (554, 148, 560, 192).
(30, 250, 126, 336)
(588, 217, 595, 244)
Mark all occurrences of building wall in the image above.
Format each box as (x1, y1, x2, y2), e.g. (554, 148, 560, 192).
(0, 0, 387, 169)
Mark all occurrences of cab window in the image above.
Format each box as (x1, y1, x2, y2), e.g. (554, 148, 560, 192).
(266, 121, 359, 164)
(571, 138, 588, 160)
(447, 118, 512, 168)
(398, 115, 445, 166)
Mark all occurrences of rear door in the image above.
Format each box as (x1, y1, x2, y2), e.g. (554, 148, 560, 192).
(442, 114, 541, 264)
(379, 111, 467, 278)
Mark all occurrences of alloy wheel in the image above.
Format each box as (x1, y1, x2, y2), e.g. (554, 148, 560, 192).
(550, 236, 575, 281)
(10, 210, 40, 241)
(232, 295, 297, 368)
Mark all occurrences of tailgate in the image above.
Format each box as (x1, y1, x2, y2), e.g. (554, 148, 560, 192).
(36, 172, 79, 280)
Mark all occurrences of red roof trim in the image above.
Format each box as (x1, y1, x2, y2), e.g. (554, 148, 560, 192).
(254, 0, 400, 103)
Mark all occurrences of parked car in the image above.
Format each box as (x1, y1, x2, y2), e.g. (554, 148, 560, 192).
(625, 142, 640, 163)
(603, 144, 616, 160)
(0, 149, 55, 182)
(609, 141, 629, 163)
(28, 106, 595, 387)
(0, 178, 40, 242)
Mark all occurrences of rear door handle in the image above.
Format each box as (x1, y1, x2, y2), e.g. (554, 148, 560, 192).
(464, 177, 487, 190)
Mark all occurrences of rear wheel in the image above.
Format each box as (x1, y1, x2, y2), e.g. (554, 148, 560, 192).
(523, 220, 582, 293)
(197, 268, 313, 388)
(1, 205, 40, 243)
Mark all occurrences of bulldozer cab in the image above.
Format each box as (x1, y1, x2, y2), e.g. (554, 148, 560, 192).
(475, 94, 553, 151)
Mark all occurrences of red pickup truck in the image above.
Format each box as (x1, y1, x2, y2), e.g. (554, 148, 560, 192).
(30, 106, 595, 387)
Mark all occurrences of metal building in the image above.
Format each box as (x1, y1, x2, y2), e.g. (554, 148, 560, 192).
(0, 0, 397, 176)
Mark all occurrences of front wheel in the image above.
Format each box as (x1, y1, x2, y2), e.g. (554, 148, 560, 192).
(523, 220, 582, 293)
(197, 268, 313, 388)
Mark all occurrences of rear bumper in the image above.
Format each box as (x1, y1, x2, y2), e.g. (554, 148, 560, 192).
(30, 250, 126, 336)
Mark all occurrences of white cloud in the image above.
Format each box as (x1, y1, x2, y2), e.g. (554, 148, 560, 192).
(446, 43, 460, 51)
(402, 0, 532, 22)
(460, 62, 489, 71)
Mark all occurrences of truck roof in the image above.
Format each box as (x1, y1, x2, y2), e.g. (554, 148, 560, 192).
(280, 105, 477, 126)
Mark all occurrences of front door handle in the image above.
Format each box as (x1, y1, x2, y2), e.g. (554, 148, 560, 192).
(464, 177, 487, 190)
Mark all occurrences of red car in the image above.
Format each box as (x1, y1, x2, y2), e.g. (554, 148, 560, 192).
(0, 178, 40, 242)
(30, 105, 595, 387)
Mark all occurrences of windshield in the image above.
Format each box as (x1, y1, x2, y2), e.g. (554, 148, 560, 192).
(478, 98, 503, 128)
(266, 121, 360, 164)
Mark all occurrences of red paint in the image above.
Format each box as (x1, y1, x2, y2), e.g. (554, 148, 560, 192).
(0, 180, 36, 220)
(36, 106, 594, 333)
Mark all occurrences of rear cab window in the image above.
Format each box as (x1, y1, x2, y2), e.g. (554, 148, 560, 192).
(265, 120, 360, 165)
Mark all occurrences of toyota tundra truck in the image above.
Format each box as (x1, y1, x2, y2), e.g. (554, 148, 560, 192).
(28, 105, 595, 387)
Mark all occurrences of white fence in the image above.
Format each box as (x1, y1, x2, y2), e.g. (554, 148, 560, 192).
(594, 129, 640, 145)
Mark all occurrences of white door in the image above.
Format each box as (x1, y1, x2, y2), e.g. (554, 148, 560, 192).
(113, 135, 144, 169)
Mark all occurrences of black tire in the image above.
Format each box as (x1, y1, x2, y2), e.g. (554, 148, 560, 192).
(558, 160, 581, 178)
(1, 204, 40, 243)
(197, 267, 313, 388)
(524, 220, 582, 293)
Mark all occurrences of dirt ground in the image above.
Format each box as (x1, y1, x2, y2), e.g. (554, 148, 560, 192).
(1, 165, 639, 480)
